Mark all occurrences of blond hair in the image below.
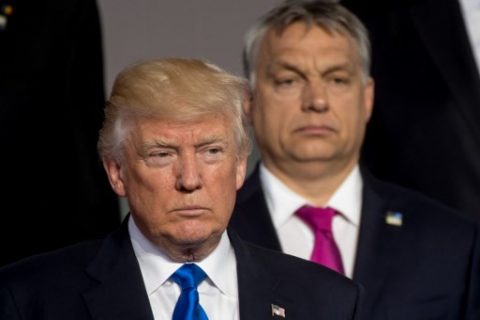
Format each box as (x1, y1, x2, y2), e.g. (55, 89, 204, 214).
(98, 58, 251, 161)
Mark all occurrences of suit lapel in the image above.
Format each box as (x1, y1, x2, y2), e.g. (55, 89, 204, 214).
(353, 172, 410, 315)
(229, 230, 299, 319)
(233, 165, 282, 251)
(82, 220, 154, 320)
(410, 0, 480, 136)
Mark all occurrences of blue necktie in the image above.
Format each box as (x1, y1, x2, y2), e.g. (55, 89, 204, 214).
(171, 264, 209, 320)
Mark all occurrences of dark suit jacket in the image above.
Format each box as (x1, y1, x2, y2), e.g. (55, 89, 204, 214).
(0, 218, 363, 319)
(0, 0, 120, 266)
(341, 0, 480, 220)
(230, 166, 480, 320)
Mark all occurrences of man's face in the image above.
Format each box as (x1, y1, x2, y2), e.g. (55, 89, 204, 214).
(248, 22, 373, 177)
(104, 116, 247, 260)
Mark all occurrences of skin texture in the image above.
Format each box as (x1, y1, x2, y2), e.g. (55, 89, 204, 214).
(103, 116, 247, 262)
(247, 22, 374, 205)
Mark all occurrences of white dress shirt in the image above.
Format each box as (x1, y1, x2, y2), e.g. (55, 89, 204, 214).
(260, 164, 362, 278)
(459, 0, 480, 74)
(128, 217, 239, 320)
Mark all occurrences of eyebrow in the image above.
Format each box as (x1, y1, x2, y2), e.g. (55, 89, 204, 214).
(140, 140, 170, 149)
(271, 60, 354, 77)
(140, 135, 229, 151)
(322, 64, 355, 76)
(269, 60, 304, 75)
(194, 136, 229, 149)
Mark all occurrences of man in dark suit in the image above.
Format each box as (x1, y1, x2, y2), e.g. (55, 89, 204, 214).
(230, 1, 480, 319)
(0, 58, 363, 319)
(341, 0, 480, 220)
(0, 0, 120, 266)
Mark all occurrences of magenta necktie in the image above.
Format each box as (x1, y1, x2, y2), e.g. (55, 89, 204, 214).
(296, 205, 345, 274)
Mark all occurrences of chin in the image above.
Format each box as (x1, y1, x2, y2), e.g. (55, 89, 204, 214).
(175, 233, 209, 246)
(173, 224, 213, 244)
(169, 217, 223, 243)
(290, 143, 333, 157)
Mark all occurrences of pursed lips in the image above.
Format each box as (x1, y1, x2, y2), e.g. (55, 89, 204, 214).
(293, 123, 336, 135)
(171, 205, 209, 217)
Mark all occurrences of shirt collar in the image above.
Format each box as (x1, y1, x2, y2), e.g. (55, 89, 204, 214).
(260, 163, 362, 227)
(128, 216, 237, 297)
(328, 165, 362, 226)
(260, 164, 307, 228)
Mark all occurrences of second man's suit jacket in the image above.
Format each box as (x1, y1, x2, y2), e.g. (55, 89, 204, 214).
(230, 166, 480, 320)
(0, 218, 362, 320)
(342, 0, 480, 221)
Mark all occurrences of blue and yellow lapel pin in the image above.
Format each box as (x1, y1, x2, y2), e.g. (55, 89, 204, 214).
(385, 210, 403, 227)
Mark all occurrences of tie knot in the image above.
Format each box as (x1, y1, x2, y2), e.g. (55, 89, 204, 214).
(296, 205, 336, 232)
(171, 263, 207, 290)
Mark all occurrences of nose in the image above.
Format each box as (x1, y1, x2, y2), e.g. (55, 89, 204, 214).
(301, 81, 328, 113)
(175, 154, 202, 193)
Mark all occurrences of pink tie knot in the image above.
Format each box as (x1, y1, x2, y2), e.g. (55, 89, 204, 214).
(295, 205, 344, 274)
(296, 205, 336, 233)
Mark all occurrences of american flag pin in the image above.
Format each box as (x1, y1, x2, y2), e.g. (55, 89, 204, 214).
(271, 304, 286, 318)
(385, 211, 403, 227)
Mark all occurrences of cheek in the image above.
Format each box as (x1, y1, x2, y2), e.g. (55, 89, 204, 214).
(253, 97, 293, 135)
(343, 107, 367, 144)
(206, 164, 240, 201)
(127, 178, 174, 234)
(127, 169, 173, 207)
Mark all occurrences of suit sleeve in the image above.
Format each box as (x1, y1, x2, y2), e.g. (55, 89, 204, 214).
(466, 223, 480, 320)
(352, 282, 365, 320)
(0, 285, 20, 320)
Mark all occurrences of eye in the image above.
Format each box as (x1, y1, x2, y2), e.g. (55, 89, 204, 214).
(274, 77, 296, 87)
(200, 145, 225, 163)
(143, 149, 175, 167)
(334, 77, 347, 84)
(207, 147, 222, 155)
(330, 76, 350, 85)
(272, 75, 306, 95)
(325, 73, 352, 92)
(151, 151, 171, 158)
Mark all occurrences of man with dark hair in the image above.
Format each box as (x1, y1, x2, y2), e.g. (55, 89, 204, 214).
(231, 1, 480, 319)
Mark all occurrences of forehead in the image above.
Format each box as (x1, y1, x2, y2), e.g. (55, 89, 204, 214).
(130, 116, 232, 142)
(259, 22, 357, 65)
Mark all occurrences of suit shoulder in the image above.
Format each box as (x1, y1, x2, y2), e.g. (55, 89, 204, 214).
(366, 173, 478, 229)
(245, 241, 360, 290)
(241, 241, 363, 318)
(0, 240, 102, 285)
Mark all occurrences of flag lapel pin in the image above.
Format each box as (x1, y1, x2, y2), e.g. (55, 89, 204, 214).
(271, 304, 286, 318)
(385, 211, 403, 227)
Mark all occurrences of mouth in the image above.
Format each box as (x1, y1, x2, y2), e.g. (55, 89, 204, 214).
(294, 125, 335, 135)
(172, 206, 209, 217)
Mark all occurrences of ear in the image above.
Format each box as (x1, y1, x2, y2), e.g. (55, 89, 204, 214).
(235, 154, 248, 190)
(102, 157, 127, 197)
(243, 89, 255, 123)
(364, 77, 375, 122)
